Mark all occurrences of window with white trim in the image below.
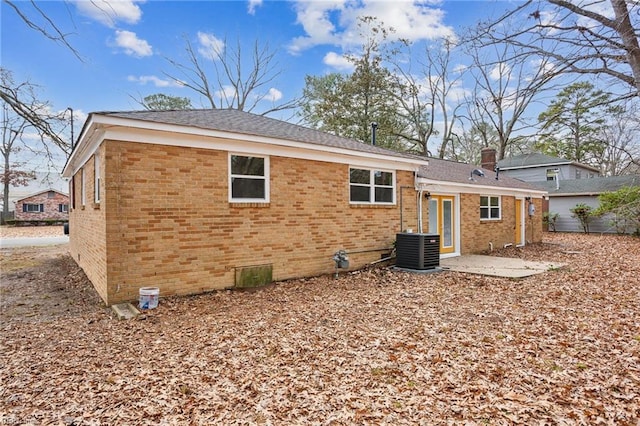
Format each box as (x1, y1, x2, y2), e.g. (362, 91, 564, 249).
(349, 168, 395, 204)
(94, 154, 101, 203)
(59, 204, 69, 213)
(480, 195, 501, 220)
(229, 154, 269, 202)
(81, 168, 86, 206)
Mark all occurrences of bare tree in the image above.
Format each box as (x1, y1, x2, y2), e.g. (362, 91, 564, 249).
(475, 0, 640, 98)
(0, 69, 71, 158)
(2, 0, 81, 60)
(164, 36, 298, 115)
(597, 100, 640, 175)
(463, 38, 558, 160)
(390, 38, 465, 158)
(1, 102, 34, 219)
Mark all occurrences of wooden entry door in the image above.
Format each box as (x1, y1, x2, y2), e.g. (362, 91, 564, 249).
(515, 198, 524, 246)
(428, 195, 456, 254)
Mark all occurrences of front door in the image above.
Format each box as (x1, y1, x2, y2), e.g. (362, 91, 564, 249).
(428, 195, 456, 254)
(515, 198, 524, 246)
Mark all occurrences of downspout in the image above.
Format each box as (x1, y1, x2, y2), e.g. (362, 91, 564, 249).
(417, 190, 423, 233)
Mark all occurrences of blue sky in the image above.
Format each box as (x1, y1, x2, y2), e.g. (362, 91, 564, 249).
(2, 0, 508, 123)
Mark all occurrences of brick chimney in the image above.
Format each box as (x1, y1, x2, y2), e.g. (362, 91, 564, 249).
(480, 147, 497, 171)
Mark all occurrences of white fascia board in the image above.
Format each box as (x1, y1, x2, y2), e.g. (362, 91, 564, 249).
(415, 178, 547, 198)
(548, 192, 601, 197)
(63, 116, 428, 176)
(499, 162, 572, 170)
(62, 122, 105, 177)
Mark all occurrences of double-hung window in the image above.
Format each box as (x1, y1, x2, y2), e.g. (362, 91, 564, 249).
(480, 195, 501, 220)
(349, 168, 395, 204)
(229, 154, 269, 202)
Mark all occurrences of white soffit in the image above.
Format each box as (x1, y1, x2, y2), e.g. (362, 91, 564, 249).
(415, 178, 547, 198)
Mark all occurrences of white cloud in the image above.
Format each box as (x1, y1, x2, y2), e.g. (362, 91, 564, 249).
(115, 30, 152, 57)
(75, 0, 144, 28)
(287, 1, 456, 54)
(248, 0, 263, 15)
(127, 75, 182, 87)
(490, 63, 511, 81)
(215, 85, 237, 102)
(323, 51, 354, 71)
(197, 32, 225, 60)
(263, 88, 282, 102)
(452, 64, 467, 74)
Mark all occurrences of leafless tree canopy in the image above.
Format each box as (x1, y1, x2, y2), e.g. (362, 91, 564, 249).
(0, 70, 71, 157)
(475, 0, 640, 98)
(2, 0, 81, 60)
(164, 37, 298, 116)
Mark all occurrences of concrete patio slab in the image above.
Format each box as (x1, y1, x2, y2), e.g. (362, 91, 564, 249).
(440, 255, 564, 278)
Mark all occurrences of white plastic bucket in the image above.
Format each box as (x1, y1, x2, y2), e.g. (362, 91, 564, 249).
(139, 287, 159, 310)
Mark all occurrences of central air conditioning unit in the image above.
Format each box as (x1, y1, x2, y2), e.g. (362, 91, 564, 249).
(395, 233, 440, 270)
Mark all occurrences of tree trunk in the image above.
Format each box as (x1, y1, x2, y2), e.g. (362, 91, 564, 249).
(2, 151, 10, 216)
(610, 0, 640, 95)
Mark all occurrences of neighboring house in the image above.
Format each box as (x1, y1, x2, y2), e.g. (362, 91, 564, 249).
(1, 172, 69, 213)
(62, 110, 545, 305)
(497, 152, 639, 233)
(531, 175, 640, 233)
(14, 189, 69, 221)
(496, 153, 600, 182)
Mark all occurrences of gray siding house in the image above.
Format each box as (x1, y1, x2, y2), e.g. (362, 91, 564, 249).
(496, 153, 600, 182)
(532, 176, 640, 233)
(497, 153, 639, 234)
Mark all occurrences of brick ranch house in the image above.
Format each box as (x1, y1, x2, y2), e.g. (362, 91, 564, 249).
(14, 189, 69, 221)
(62, 110, 545, 305)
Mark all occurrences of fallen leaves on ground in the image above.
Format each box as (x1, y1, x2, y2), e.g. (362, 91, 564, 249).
(1, 233, 639, 425)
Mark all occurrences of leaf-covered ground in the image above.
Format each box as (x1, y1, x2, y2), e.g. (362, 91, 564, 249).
(1, 233, 639, 425)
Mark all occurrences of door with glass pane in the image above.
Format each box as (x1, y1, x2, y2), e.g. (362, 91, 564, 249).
(428, 195, 455, 254)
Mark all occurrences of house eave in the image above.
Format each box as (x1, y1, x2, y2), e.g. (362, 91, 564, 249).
(63, 114, 429, 177)
(415, 178, 547, 198)
(500, 161, 600, 173)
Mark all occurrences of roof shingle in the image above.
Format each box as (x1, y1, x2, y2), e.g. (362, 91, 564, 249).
(418, 158, 542, 191)
(529, 175, 640, 195)
(98, 109, 424, 162)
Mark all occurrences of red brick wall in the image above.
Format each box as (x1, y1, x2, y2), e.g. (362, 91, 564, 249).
(15, 191, 69, 221)
(71, 140, 419, 305)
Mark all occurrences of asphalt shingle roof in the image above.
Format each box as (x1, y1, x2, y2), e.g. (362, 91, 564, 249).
(529, 175, 640, 195)
(98, 109, 425, 162)
(418, 158, 543, 191)
(496, 153, 599, 172)
(93, 110, 543, 191)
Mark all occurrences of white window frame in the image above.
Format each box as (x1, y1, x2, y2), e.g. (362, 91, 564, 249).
(480, 195, 501, 220)
(349, 167, 396, 205)
(59, 204, 69, 213)
(81, 167, 86, 206)
(94, 154, 101, 203)
(228, 154, 270, 203)
(69, 179, 74, 210)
